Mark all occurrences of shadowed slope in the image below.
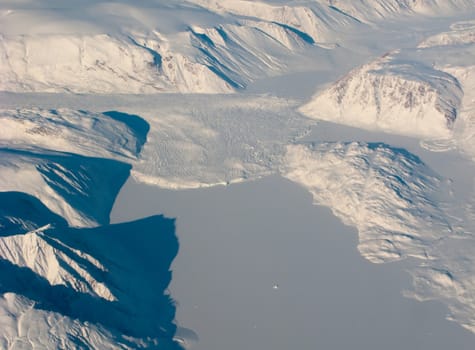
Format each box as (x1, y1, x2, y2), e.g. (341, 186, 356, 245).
(0, 148, 131, 227)
(0, 207, 182, 349)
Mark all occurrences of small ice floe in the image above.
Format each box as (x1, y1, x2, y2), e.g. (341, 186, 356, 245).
(173, 327, 199, 349)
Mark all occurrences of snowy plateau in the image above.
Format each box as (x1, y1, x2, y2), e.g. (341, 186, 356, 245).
(1, 0, 475, 349)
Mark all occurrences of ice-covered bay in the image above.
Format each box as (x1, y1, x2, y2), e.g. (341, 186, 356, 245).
(111, 175, 475, 350)
(3, 90, 475, 338)
(2, 1, 475, 346)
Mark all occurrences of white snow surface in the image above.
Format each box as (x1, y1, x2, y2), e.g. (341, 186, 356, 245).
(0, 108, 144, 159)
(3, 0, 474, 94)
(282, 139, 475, 332)
(192, 0, 357, 43)
(413, 20, 475, 158)
(0, 293, 127, 350)
(300, 52, 464, 139)
(328, 0, 475, 21)
(282, 141, 452, 263)
(130, 95, 312, 188)
(0, 201, 182, 348)
(418, 20, 475, 47)
(10, 0, 468, 94)
(1, 0, 475, 348)
(0, 108, 140, 227)
(0, 0, 356, 93)
(0, 149, 131, 227)
(0, 228, 115, 301)
(301, 20, 475, 145)
(406, 237, 475, 333)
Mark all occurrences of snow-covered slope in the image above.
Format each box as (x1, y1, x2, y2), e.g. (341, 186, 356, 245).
(1, 0, 475, 348)
(2, 1, 475, 94)
(300, 53, 463, 138)
(0, 195, 183, 349)
(0, 149, 130, 227)
(0, 108, 148, 227)
(0, 228, 115, 301)
(415, 21, 475, 159)
(0, 191, 68, 236)
(0, 0, 349, 93)
(292, 19, 475, 333)
(186, 22, 316, 89)
(0, 193, 112, 303)
(0, 33, 172, 93)
(0, 108, 148, 159)
(418, 20, 475, 48)
(0, 101, 184, 348)
(328, 0, 475, 22)
(453, 65, 475, 160)
(407, 236, 475, 333)
(0, 293, 128, 350)
(282, 141, 452, 263)
(282, 141, 475, 332)
(300, 16, 475, 145)
(192, 0, 357, 43)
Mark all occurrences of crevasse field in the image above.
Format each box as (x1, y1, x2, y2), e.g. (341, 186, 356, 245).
(1, 0, 475, 349)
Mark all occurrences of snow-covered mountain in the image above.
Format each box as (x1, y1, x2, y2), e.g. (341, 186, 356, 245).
(9, 0, 475, 94)
(0, 208, 182, 349)
(300, 22, 475, 143)
(418, 19, 475, 47)
(282, 141, 452, 263)
(0, 100, 186, 348)
(2, 0, 475, 348)
(0, 108, 147, 159)
(416, 20, 475, 159)
(0, 108, 147, 226)
(0, 0, 354, 93)
(328, 0, 475, 21)
(0, 292, 128, 350)
(295, 18, 475, 334)
(0, 149, 130, 227)
(281, 140, 475, 334)
(300, 52, 464, 138)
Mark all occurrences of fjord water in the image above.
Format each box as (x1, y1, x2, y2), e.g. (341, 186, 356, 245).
(111, 175, 475, 350)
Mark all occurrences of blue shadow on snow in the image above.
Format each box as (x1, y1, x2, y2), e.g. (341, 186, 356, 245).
(0, 207, 183, 349)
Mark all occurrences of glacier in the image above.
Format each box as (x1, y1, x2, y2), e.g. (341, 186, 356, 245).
(1, 0, 475, 349)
